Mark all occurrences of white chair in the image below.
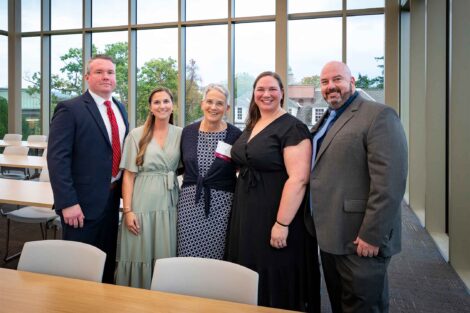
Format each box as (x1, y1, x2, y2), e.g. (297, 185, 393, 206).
(26, 135, 47, 143)
(0, 145, 30, 179)
(1, 169, 58, 262)
(3, 145, 29, 155)
(26, 135, 47, 157)
(150, 257, 259, 305)
(3, 133, 22, 142)
(17, 240, 106, 282)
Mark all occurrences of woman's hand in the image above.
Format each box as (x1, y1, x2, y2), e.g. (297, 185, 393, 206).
(270, 222, 289, 249)
(124, 212, 140, 235)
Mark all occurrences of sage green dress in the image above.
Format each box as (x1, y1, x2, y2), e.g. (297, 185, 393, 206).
(116, 124, 182, 289)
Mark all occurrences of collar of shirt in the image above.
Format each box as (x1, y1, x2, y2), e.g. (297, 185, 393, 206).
(88, 89, 112, 107)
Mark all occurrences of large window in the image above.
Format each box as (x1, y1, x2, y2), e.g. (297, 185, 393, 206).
(288, 3, 385, 127)
(288, 18, 341, 127)
(92, 0, 128, 27)
(347, 14, 385, 103)
(0, 0, 7, 31)
(50, 35, 82, 115)
(7, 0, 386, 132)
(234, 22, 275, 129)
(235, 0, 274, 17)
(92, 32, 128, 105)
(289, 0, 342, 13)
(0, 35, 7, 138)
(348, 0, 384, 10)
(186, 0, 227, 20)
(51, 0, 82, 30)
(21, 37, 41, 137)
(21, 0, 40, 32)
(185, 25, 227, 125)
(138, 0, 178, 24)
(137, 28, 178, 125)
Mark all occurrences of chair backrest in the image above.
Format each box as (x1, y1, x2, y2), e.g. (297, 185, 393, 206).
(17, 240, 106, 282)
(150, 257, 259, 305)
(27, 135, 47, 143)
(3, 145, 29, 155)
(3, 133, 22, 142)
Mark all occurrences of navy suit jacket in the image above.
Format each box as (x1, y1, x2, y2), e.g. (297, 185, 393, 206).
(47, 90, 129, 220)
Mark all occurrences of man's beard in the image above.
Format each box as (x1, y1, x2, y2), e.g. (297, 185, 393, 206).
(325, 84, 353, 109)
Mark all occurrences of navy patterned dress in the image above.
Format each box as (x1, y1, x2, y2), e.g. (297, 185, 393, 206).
(177, 122, 241, 259)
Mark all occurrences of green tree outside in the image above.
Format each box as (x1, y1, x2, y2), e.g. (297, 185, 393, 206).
(234, 72, 255, 100)
(298, 56, 384, 90)
(24, 42, 205, 128)
(355, 73, 374, 88)
(0, 96, 7, 138)
(300, 75, 320, 88)
(137, 57, 178, 125)
(185, 59, 203, 125)
(354, 56, 384, 89)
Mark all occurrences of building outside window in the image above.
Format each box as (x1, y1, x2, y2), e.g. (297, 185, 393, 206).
(236, 107, 243, 122)
(8, 0, 384, 131)
(314, 108, 327, 123)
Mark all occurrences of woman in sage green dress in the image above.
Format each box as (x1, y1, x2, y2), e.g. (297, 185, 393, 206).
(116, 87, 182, 289)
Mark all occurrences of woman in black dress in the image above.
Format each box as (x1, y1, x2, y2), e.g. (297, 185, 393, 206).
(226, 71, 320, 312)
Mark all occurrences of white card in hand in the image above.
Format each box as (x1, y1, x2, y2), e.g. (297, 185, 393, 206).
(215, 141, 232, 162)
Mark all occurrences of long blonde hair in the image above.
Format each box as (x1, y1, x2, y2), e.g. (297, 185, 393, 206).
(136, 87, 174, 166)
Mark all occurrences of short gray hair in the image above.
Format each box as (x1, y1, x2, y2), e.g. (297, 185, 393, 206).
(203, 84, 230, 105)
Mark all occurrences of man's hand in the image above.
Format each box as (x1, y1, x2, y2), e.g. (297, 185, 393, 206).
(354, 236, 379, 257)
(62, 204, 85, 228)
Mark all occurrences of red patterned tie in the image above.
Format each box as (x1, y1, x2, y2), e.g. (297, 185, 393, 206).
(104, 100, 121, 177)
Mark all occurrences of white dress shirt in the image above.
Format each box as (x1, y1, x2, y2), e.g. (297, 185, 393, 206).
(89, 90, 126, 182)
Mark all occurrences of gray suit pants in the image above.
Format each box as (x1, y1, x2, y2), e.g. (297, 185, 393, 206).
(320, 250, 391, 313)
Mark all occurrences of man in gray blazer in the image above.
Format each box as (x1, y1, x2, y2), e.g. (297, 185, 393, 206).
(308, 61, 407, 313)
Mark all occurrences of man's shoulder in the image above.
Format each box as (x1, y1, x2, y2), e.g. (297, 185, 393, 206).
(355, 95, 395, 116)
(57, 93, 90, 109)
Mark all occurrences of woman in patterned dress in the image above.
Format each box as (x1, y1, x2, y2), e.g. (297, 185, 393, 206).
(177, 84, 241, 259)
(116, 87, 182, 289)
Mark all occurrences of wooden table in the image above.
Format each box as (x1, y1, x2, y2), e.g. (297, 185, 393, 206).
(0, 154, 46, 170)
(0, 140, 47, 150)
(0, 268, 297, 313)
(0, 178, 53, 208)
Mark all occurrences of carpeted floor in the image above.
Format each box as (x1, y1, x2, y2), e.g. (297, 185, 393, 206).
(1, 202, 469, 312)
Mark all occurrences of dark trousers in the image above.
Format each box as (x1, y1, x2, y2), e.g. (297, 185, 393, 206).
(60, 189, 120, 284)
(320, 250, 391, 313)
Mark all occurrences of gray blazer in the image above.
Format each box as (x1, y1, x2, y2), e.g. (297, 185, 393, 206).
(307, 95, 408, 257)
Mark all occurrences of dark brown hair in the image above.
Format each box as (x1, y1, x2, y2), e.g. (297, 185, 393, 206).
(245, 71, 284, 131)
(136, 87, 174, 166)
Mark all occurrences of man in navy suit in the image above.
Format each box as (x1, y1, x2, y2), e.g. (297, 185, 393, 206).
(47, 55, 129, 283)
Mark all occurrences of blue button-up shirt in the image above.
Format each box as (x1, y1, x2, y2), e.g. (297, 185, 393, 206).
(315, 91, 359, 150)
